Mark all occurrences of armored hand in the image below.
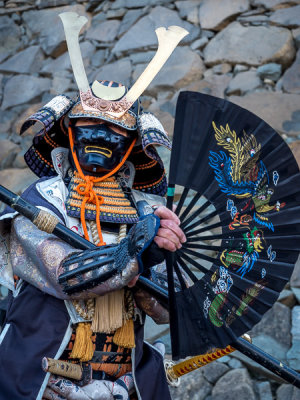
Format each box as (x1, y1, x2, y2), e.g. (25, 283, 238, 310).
(58, 214, 160, 295)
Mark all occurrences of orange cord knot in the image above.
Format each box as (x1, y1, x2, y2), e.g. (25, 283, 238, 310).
(76, 178, 104, 205)
(76, 179, 94, 197)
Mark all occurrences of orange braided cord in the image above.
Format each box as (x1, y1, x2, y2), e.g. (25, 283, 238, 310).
(68, 126, 136, 245)
(170, 345, 235, 378)
(71, 193, 131, 206)
(74, 188, 126, 198)
(69, 201, 138, 214)
(73, 174, 118, 187)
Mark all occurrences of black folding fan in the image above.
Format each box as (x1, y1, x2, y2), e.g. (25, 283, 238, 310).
(166, 91, 300, 360)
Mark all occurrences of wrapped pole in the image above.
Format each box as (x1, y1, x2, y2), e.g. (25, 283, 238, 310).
(0, 185, 94, 251)
(234, 337, 300, 388)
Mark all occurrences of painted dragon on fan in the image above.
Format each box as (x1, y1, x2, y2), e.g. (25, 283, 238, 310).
(209, 122, 285, 234)
(209, 121, 285, 279)
(205, 121, 283, 328)
(220, 226, 265, 277)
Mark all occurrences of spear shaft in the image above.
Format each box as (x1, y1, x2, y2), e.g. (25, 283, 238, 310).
(0, 184, 300, 388)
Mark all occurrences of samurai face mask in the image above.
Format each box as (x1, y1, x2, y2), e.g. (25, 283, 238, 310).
(73, 122, 134, 174)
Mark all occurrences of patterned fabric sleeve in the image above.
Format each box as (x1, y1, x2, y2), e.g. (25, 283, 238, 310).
(10, 215, 140, 300)
(10, 215, 79, 299)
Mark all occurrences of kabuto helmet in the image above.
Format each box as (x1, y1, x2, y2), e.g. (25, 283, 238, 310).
(20, 12, 188, 196)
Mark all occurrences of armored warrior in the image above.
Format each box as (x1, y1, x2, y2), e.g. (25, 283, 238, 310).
(0, 12, 188, 400)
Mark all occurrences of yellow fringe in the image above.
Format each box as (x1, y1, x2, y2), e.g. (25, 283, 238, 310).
(113, 318, 135, 349)
(69, 322, 94, 362)
(91, 290, 124, 333)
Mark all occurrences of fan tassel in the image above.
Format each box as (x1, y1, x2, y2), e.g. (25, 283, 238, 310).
(70, 322, 94, 362)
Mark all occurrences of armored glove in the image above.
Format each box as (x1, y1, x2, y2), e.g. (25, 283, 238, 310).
(58, 214, 160, 295)
(43, 373, 134, 400)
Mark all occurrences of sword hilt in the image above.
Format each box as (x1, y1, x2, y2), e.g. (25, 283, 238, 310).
(42, 357, 92, 386)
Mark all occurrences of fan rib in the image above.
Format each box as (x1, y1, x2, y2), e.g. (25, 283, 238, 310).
(173, 260, 188, 290)
(175, 187, 189, 216)
(180, 199, 211, 229)
(178, 192, 202, 222)
(184, 243, 223, 252)
(183, 209, 220, 233)
(177, 249, 212, 274)
(186, 221, 223, 237)
(176, 255, 198, 283)
(180, 247, 217, 265)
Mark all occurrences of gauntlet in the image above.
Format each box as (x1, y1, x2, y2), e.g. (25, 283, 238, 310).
(58, 214, 160, 295)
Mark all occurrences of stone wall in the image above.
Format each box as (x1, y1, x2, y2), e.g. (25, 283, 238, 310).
(0, 1, 300, 399)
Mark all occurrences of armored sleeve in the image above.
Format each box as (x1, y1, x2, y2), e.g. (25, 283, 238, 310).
(11, 213, 159, 300)
(10, 215, 80, 299)
(10, 216, 138, 300)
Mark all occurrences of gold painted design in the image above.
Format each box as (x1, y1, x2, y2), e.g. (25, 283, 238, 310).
(84, 146, 112, 158)
(213, 121, 261, 189)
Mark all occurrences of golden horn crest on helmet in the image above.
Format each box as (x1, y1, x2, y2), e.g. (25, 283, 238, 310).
(59, 12, 189, 118)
